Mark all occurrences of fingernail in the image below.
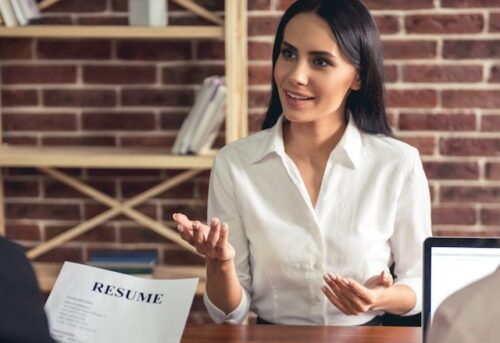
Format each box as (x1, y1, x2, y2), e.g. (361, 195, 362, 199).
(193, 222, 199, 230)
(343, 278, 350, 285)
(329, 272, 337, 281)
(177, 225, 183, 232)
(323, 274, 330, 282)
(172, 213, 177, 220)
(211, 218, 217, 226)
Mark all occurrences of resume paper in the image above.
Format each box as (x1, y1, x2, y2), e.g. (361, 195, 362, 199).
(45, 262, 198, 343)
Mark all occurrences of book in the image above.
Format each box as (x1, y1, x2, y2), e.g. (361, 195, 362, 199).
(87, 250, 157, 278)
(19, 0, 41, 22)
(188, 83, 227, 154)
(0, 0, 18, 26)
(9, 0, 28, 25)
(171, 76, 223, 155)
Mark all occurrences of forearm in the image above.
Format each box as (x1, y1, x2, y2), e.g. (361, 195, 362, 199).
(205, 258, 242, 314)
(372, 284, 416, 315)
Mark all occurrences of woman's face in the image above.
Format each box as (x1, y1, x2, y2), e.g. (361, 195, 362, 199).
(274, 13, 360, 125)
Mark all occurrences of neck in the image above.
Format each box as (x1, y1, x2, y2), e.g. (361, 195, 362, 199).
(283, 114, 347, 162)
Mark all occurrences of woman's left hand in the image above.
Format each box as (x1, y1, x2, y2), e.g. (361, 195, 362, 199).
(321, 271, 393, 315)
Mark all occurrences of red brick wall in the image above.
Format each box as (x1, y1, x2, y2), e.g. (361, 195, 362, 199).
(1, 0, 500, 264)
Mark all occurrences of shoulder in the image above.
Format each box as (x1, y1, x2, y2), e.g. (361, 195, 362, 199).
(361, 133, 420, 172)
(215, 129, 271, 164)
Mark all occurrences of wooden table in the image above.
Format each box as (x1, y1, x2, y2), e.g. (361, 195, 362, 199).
(181, 324, 421, 343)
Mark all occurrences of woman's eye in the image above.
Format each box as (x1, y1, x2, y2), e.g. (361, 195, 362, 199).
(280, 48, 295, 59)
(313, 57, 329, 68)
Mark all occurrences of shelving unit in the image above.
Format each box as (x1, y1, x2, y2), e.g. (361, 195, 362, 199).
(0, 0, 248, 262)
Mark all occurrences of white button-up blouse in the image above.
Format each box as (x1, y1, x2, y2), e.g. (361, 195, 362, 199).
(203, 115, 432, 326)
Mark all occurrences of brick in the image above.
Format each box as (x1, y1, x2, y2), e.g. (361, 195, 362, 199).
(490, 13, 500, 32)
(249, 113, 265, 132)
(423, 162, 479, 180)
(249, 0, 271, 10)
(162, 64, 225, 85)
(111, 0, 127, 11)
(162, 246, 205, 265)
(84, 203, 158, 221)
(2, 89, 38, 107)
(45, 225, 116, 242)
(4, 136, 38, 145)
(248, 16, 280, 36)
(481, 115, 500, 131)
(2, 65, 77, 84)
(162, 203, 207, 222)
(399, 136, 436, 155)
(117, 41, 191, 61)
(120, 135, 175, 148)
(4, 180, 39, 197)
(481, 208, 500, 225)
(249, 65, 272, 85)
(486, 163, 500, 180)
(196, 40, 225, 60)
(440, 138, 500, 156)
(36, 16, 72, 25)
(442, 0, 500, 7)
(249, 41, 273, 61)
(402, 65, 482, 83)
(249, 90, 271, 108)
(77, 17, 128, 25)
(43, 89, 116, 107)
(363, 0, 434, 10)
(83, 65, 156, 84)
(42, 136, 116, 146)
(121, 88, 193, 106)
(383, 41, 437, 60)
(433, 229, 500, 237)
(42, 0, 106, 12)
(441, 186, 500, 203)
(4, 113, 77, 131)
(87, 169, 161, 177)
(399, 113, 476, 131)
(383, 65, 398, 83)
(443, 40, 500, 59)
(442, 90, 500, 109)
(5, 224, 41, 241)
(121, 180, 195, 199)
(432, 206, 477, 225)
(0, 38, 32, 59)
(405, 14, 483, 34)
(160, 111, 189, 130)
(44, 180, 116, 198)
(32, 247, 83, 263)
(168, 16, 214, 26)
(374, 15, 400, 34)
(82, 111, 156, 131)
(170, 0, 223, 11)
(489, 65, 500, 82)
(6, 203, 81, 220)
(37, 40, 111, 59)
(119, 225, 167, 243)
(385, 90, 437, 108)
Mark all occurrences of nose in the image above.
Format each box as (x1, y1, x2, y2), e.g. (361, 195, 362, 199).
(288, 60, 309, 86)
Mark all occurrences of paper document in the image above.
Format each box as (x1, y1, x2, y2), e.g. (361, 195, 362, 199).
(45, 262, 198, 343)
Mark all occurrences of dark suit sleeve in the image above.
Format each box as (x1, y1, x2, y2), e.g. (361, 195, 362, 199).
(0, 237, 54, 343)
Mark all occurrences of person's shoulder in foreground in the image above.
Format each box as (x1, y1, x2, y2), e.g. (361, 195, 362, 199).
(0, 237, 55, 343)
(427, 267, 500, 343)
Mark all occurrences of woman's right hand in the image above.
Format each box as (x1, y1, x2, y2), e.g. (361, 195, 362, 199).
(173, 213, 235, 262)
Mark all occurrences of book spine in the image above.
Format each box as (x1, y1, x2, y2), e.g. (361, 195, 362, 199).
(0, 0, 19, 27)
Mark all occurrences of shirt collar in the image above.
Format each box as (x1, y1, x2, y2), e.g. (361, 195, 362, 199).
(250, 114, 363, 168)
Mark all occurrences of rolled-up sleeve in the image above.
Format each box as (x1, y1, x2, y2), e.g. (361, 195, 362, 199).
(204, 152, 252, 324)
(391, 149, 432, 316)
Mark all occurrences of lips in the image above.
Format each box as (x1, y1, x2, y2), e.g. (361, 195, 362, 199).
(285, 90, 314, 100)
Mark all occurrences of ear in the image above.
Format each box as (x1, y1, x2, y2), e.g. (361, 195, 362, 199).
(351, 72, 361, 91)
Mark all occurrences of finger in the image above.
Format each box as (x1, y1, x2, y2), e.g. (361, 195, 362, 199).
(178, 224, 194, 245)
(327, 274, 365, 314)
(192, 221, 206, 245)
(345, 277, 373, 303)
(322, 284, 354, 316)
(172, 212, 193, 228)
(217, 222, 229, 248)
(206, 218, 221, 249)
(380, 271, 393, 287)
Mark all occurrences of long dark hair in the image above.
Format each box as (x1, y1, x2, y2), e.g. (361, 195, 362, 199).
(261, 0, 392, 136)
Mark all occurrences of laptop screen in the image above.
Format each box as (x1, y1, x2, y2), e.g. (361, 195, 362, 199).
(423, 237, 500, 340)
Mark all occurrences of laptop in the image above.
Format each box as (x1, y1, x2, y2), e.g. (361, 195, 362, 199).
(422, 237, 500, 341)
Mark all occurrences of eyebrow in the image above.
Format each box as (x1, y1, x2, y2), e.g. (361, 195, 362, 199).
(282, 41, 337, 59)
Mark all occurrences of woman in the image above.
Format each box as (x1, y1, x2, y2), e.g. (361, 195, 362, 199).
(174, 0, 431, 326)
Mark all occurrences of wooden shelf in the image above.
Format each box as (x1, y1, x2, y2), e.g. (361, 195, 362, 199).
(0, 25, 224, 39)
(33, 262, 206, 295)
(0, 146, 214, 169)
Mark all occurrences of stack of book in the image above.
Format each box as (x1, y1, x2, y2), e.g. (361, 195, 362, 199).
(0, 0, 40, 27)
(172, 75, 227, 155)
(87, 250, 158, 279)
